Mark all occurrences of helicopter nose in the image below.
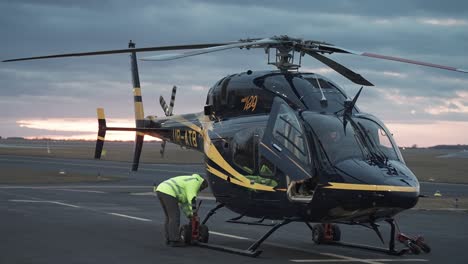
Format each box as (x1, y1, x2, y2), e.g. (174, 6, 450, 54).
(332, 159, 420, 210)
(373, 185, 419, 209)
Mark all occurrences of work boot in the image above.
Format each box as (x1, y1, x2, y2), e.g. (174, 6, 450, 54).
(168, 240, 186, 247)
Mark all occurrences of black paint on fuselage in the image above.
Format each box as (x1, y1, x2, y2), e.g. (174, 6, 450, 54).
(146, 71, 420, 223)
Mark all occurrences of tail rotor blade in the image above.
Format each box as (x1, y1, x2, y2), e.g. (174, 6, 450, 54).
(160, 140, 167, 158)
(168, 86, 177, 116)
(159, 96, 169, 116)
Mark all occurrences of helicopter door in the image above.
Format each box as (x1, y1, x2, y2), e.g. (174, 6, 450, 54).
(259, 97, 315, 202)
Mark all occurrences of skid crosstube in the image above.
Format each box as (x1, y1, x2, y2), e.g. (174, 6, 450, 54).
(197, 203, 297, 257)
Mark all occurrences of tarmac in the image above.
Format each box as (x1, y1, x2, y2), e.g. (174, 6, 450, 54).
(1, 155, 468, 263)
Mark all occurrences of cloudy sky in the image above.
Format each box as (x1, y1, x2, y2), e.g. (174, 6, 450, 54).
(1, 0, 467, 146)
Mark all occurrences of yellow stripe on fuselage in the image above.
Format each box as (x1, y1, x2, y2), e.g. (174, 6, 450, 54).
(206, 164, 241, 183)
(323, 182, 419, 192)
(204, 139, 275, 192)
(169, 115, 276, 192)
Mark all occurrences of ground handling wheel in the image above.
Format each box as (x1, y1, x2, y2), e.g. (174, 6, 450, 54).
(199, 224, 209, 243)
(180, 224, 192, 244)
(312, 224, 325, 244)
(416, 241, 431, 253)
(331, 224, 341, 242)
(414, 237, 431, 253)
(407, 242, 421, 255)
(312, 223, 341, 244)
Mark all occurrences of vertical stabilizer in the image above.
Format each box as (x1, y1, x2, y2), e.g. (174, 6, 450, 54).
(95, 108, 107, 159)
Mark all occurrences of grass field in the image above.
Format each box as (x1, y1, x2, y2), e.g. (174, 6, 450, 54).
(401, 148, 468, 184)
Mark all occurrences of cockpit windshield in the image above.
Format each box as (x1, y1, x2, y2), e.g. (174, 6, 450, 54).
(352, 117, 401, 162)
(302, 113, 366, 164)
(302, 113, 402, 164)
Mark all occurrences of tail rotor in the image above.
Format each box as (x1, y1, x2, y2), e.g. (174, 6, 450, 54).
(159, 85, 177, 157)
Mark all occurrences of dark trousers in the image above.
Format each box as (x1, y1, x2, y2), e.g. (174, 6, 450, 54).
(157, 191, 180, 242)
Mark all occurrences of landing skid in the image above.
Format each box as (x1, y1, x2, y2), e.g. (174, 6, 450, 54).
(319, 219, 430, 256)
(195, 202, 296, 257)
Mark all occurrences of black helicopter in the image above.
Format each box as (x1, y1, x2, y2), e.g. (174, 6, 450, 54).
(4, 36, 467, 257)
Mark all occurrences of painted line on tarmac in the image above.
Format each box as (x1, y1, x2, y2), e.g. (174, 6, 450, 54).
(108, 212, 152, 222)
(54, 189, 106, 194)
(129, 192, 156, 196)
(209, 231, 250, 240)
(9, 199, 81, 208)
(318, 253, 385, 264)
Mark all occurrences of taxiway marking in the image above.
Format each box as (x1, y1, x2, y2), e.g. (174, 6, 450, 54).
(9, 199, 81, 208)
(54, 188, 106, 194)
(108, 212, 152, 222)
(209, 231, 250, 240)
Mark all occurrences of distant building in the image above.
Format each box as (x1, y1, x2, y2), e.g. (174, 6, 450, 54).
(6, 137, 25, 140)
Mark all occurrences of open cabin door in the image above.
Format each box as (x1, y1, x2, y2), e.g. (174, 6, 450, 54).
(259, 97, 316, 202)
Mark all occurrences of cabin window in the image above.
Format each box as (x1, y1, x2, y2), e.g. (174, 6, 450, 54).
(272, 104, 310, 165)
(232, 128, 258, 174)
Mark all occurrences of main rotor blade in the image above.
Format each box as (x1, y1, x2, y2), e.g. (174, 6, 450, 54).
(141, 38, 280, 61)
(2, 43, 230, 62)
(305, 50, 374, 86)
(317, 44, 468, 74)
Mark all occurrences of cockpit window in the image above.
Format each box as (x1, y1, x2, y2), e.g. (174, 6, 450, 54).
(302, 112, 402, 164)
(232, 128, 257, 174)
(354, 117, 400, 161)
(304, 77, 336, 89)
(293, 76, 349, 113)
(302, 113, 366, 164)
(257, 75, 303, 107)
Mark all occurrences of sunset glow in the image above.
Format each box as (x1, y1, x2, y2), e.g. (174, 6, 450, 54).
(17, 118, 161, 141)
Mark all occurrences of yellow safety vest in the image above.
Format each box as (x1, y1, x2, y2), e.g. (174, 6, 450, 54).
(156, 174, 204, 217)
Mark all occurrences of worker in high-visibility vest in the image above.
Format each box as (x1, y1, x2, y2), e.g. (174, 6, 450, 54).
(155, 174, 208, 247)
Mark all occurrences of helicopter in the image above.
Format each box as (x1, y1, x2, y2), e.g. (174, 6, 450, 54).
(4, 35, 467, 257)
